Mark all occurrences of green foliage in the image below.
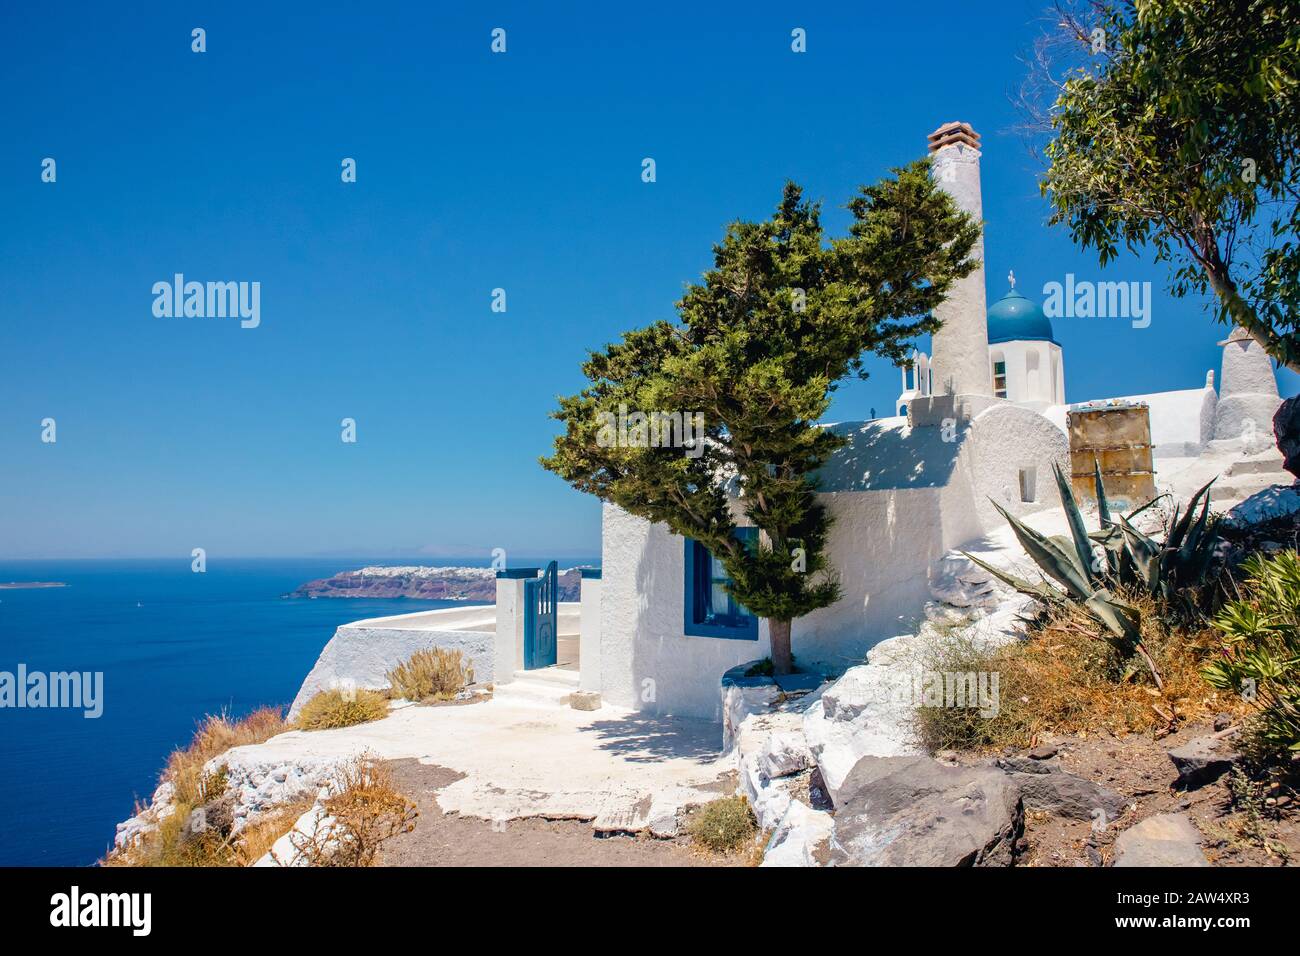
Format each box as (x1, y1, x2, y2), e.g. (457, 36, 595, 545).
(386, 647, 474, 702)
(1038, 0, 1300, 369)
(964, 463, 1222, 683)
(295, 688, 389, 731)
(688, 795, 757, 853)
(1202, 551, 1300, 759)
(541, 168, 980, 665)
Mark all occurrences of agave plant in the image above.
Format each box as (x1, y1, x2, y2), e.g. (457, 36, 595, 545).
(962, 462, 1221, 688)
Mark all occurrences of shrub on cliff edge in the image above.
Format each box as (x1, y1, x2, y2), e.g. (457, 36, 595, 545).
(295, 688, 389, 731)
(386, 647, 474, 703)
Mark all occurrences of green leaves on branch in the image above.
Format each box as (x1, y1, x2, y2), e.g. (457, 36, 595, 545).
(542, 165, 980, 627)
(1038, 0, 1300, 370)
(1202, 551, 1300, 758)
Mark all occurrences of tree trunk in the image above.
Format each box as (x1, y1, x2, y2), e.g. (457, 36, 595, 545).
(1203, 249, 1300, 373)
(769, 619, 793, 675)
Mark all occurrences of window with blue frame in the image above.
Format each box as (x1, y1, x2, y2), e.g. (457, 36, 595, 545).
(683, 529, 758, 639)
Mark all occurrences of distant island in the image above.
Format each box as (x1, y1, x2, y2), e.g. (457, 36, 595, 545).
(0, 581, 68, 589)
(285, 565, 583, 602)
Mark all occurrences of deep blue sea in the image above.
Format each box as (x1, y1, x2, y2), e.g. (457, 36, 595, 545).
(0, 557, 519, 867)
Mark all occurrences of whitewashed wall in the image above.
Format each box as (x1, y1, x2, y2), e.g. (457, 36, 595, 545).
(597, 408, 1069, 719)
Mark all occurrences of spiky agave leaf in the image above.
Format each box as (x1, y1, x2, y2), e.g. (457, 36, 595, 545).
(1168, 477, 1215, 550)
(1093, 458, 1112, 526)
(1084, 590, 1142, 645)
(988, 498, 1094, 599)
(1118, 515, 1162, 596)
(960, 550, 1064, 604)
(1053, 463, 1099, 588)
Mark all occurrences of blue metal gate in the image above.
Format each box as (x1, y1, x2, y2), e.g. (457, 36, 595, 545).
(523, 561, 558, 669)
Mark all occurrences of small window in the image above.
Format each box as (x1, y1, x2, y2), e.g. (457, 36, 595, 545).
(683, 531, 758, 640)
(992, 359, 1008, 399)
(1019, 466, 1037, 503)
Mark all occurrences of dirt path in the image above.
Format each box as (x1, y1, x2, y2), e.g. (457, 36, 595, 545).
(379, 759, 741, 867)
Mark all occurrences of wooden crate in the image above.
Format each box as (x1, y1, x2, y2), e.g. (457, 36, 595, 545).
(1066, 403, 1157, 511)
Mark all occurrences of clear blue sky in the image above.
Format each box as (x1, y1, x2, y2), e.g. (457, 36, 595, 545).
(2, 1, 1294, 559)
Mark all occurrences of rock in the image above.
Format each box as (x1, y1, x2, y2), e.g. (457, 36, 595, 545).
(758, 730, 813, 779)
(803, 664, 920, 805)
(1006, 770, 1128, 824)
(1113, 814, 1210, 867)
(1223, 484, 1300, 528)
(761, 800, 834, 868)
(566, 691, 601, 712)
(996, 755, 1057, 775)
(1213, 713, 1232, 732)
(1168, 735, 1237, 788)
(1274, 394, 1300, 479)
(830, 756, 1023, 867)
(1028, 744, 1059, 760)
(647, 806, 680, 839)
(720, 679, 785, 753)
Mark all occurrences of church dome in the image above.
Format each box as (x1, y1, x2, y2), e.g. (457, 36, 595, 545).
(987, 285, 1057, 345)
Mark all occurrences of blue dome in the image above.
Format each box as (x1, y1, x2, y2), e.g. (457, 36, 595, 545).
(986, 287, 1057, 345)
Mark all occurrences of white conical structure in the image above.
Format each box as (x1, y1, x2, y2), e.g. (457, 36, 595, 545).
(927, 121, 993, 403)
(1212, 326, 1281, 449)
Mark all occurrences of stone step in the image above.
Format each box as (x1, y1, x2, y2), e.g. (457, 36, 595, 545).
(494, 669, 581, 708)
(1225, 450, 1288, 477)
(512, 667, 580, 687)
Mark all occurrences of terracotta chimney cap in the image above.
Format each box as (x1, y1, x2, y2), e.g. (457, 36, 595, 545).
(928, 121, 981, 153)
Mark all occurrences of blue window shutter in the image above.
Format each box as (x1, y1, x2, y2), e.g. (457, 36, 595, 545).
(683, 531, 758, 640)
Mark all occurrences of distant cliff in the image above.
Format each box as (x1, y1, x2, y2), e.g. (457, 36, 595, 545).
(285, 566, 582, 602)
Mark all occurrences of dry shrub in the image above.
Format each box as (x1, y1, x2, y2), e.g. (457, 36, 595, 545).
(688, 795, 757, 854)
(916, 590, 1248, 753)
(285, 760, 416, 867)
(386, 647, 474, 703)
(295, 688, 389, 730)
(166, 706, 288, 806)
(105, 705, 291, 867)
(231, 798, 316, 866)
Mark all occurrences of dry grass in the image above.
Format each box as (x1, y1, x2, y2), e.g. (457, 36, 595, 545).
(386, 647, 474, 703)
(916, 590, 1250, 754)
(231, 798, 316, 865)
(295, 688, 389, 730)
(282, 760, 416, 866)
(166, 707, 288, 806)
(687, 795, 757, 854)
(104, 706, 292, 867)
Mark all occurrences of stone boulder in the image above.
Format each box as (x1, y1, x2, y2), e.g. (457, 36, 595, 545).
(1005, 768, 1129, 824)
(830, 756, 1023, 867)
(1167, 735, 1237, 789)
(803, 664, 919, 804)
(1113, 813, 1209, 867)
(1275, 394, 1300, 479)
(761, 800, 835, 868)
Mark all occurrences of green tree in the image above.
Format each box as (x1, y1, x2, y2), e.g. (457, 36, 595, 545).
(1027, 0, 1300, 370)
(541, 165, 979, 674)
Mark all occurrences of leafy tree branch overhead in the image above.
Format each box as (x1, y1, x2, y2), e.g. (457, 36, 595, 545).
(1022, 0, 1300, 371)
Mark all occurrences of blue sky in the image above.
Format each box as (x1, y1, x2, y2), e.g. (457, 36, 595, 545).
(2, 1, 1295, 560)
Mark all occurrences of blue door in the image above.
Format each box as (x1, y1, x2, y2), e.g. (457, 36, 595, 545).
(524, 561, 558, 669)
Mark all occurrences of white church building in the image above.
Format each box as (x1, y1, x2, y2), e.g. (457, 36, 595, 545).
(562, 120, 1286, 721)
(299, 121, 1286, 730)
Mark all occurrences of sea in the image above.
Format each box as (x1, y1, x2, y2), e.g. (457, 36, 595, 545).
(0, 556, 553, 867)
